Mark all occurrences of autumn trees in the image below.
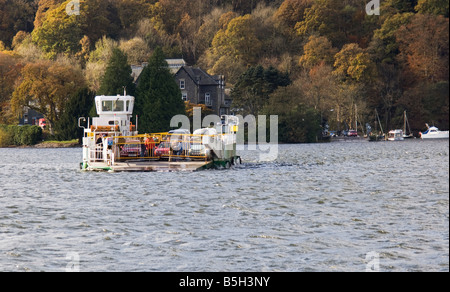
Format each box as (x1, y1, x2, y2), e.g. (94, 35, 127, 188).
(0, 0, 37, 48)
(0, 52, 22, 124)
(362, 1, 449, 132)
(0, 0, 448, 143)
(11, 59, 85, 134)
(395, 13, 449, 129)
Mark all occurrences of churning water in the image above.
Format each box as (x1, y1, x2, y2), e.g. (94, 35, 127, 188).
(0, 139, 448, 271)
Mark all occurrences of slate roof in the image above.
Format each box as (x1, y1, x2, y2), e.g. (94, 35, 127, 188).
(177, 66, 221, 86)
(131, 59, 187, 83)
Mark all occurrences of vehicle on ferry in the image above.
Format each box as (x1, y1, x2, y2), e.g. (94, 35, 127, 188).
(154, 142, 171, 158)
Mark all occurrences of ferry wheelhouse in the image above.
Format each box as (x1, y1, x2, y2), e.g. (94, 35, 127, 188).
(79, 95, 240, 172)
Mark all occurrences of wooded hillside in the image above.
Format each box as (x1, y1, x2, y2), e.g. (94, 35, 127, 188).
(0, 0, 448, 142)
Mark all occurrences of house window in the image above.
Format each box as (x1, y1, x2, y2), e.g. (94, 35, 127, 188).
(205, 93, 211, 106)
(180, 79, 185, 89)
(182, 92, 188, 101)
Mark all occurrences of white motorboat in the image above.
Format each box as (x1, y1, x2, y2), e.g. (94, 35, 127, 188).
(419, 125, 449, 139)
(387, 129, 404, 141)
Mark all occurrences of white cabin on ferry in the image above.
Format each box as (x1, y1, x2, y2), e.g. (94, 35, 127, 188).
(91, 95, 136, 137)
(80, 95, 138, 170)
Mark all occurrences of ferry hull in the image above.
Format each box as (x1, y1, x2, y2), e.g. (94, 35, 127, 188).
(81, 158, 240, 172)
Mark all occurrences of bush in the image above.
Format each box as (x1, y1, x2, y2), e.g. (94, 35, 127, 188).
(0, 127, 13, 147)
(21, 125, 43, 145)
(0, 124, 43, 146)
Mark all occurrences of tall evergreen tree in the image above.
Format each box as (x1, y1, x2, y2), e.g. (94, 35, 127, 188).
(231, 65, 291, 116)
(98, 47, 135, 96)
(55, 87, 95, 142)
(135, 47, 185, 133)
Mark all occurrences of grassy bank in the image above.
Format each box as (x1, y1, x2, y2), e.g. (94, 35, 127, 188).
(33, 139, 80, 148)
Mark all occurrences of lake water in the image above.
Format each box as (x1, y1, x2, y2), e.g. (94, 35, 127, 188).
(0, 139, 448, 272)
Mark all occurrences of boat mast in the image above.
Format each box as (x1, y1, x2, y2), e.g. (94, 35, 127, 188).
(403, 111, 407, 134)
(375, 109, 384, 136)
(404, 111, 412, 136)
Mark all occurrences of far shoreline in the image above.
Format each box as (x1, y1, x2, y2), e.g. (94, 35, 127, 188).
(1, 141, 81, 149)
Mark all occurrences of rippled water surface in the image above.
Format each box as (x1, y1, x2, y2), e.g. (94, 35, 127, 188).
(0, 139, 448, 271)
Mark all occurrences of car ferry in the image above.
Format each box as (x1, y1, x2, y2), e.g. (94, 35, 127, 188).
(79, 95, 240, 172)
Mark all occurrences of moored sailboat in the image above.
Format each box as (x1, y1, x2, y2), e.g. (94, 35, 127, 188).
(403, 111, 414, 139)
(368, 109, 385, 141)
